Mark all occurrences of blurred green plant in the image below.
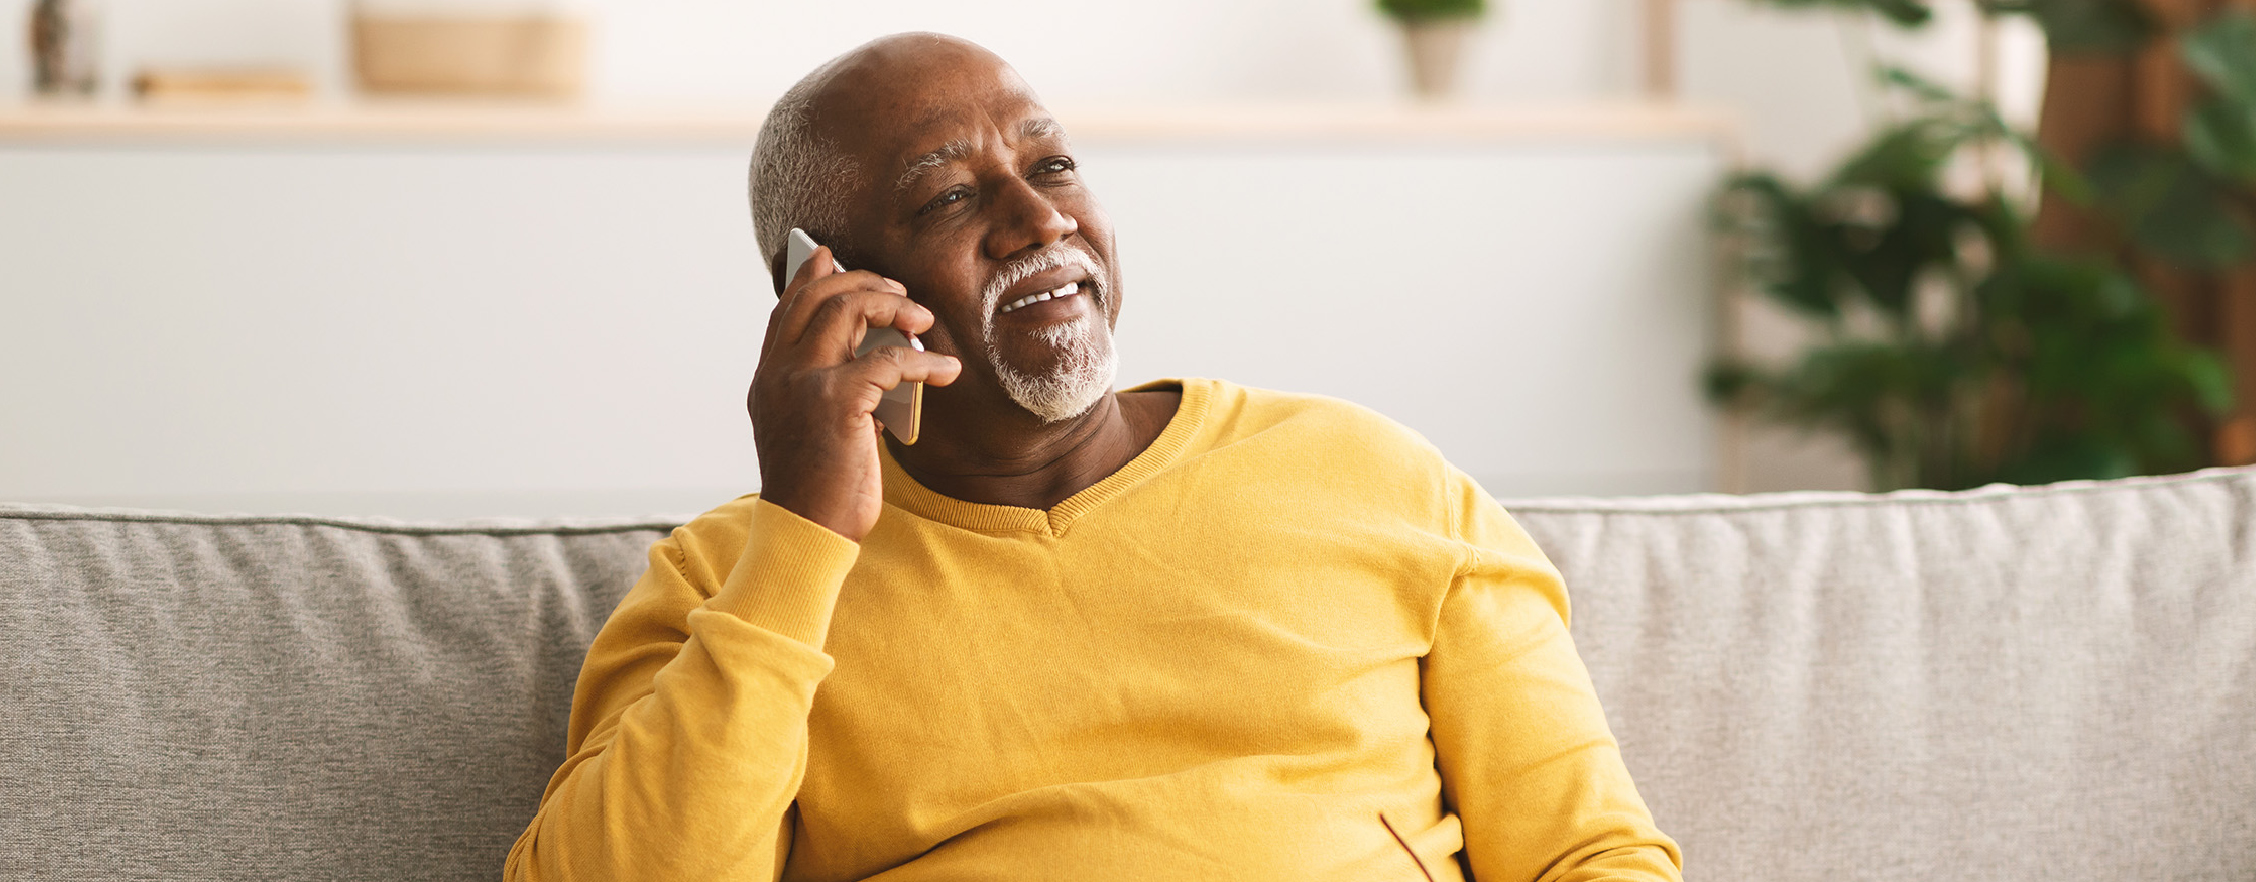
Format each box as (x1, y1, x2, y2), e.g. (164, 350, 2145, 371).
(1711, 5, 2255, 489)
(1790, 0, 2160, 47)
(1979, 0, 2155, 51)
(1375, 0, 1485, 23)
(2088, 9, 2256, 267)
(1757, 0, 1935, 27)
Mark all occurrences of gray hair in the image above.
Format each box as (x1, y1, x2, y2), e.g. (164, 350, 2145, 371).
(749, 59, 859, 289)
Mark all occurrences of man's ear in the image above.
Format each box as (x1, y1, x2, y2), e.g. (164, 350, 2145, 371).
(769, 250, 790, 297)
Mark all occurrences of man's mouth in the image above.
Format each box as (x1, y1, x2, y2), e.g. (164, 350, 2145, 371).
(998, 280, 1085, 315)
(980, 246, 1103, 327)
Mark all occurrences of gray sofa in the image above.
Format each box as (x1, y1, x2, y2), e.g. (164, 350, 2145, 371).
(4, 468, 2252, 880)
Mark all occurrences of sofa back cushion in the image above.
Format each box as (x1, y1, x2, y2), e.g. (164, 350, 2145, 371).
(0, 508, 667, 881)
(1512, 467, 2256, 882)
(3, 467, 2252, 880)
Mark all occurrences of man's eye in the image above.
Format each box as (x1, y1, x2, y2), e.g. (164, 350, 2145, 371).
(1035, 156, 1076, 175)
(919, 187, 969, 215)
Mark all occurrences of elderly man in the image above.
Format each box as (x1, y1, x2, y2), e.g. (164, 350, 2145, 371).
(507, 33, 1681, 882)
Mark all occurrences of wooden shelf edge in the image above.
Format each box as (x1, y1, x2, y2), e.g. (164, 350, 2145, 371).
(0, 99, 1739, 146)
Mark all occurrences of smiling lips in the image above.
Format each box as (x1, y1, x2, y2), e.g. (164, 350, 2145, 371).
(998, 280, 1082, 315)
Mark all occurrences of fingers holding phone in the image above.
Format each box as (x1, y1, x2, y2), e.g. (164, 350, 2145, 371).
(784, 230, 929, 445)
(748, 231, 959, 541)
(773, 250, 903, 341)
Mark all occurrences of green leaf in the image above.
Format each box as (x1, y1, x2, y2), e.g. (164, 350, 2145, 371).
(1835, 189, 1966, 316)
(2176, 349, 2236, 415)
(1376, 0, 1484, 20)
(1833, 120, 1958, 189)
(2185, 96, 2256, 182)
(1877, 65, 2097, 208)
(1703, 361, 1765, 405)
(2087, 143, 2256, 267)
(1969, 193, 2034, 258)
(2012, 0, 2156, 53)
(1720, 173, 1845, 317)
(1865, 0, 1936, 26)
(2124, 413, 2203, 471)
(1748, 0, 1933, 27)
(2002, 435, 2140, 484)
(1781, 344, 1911, 418)
(1876, 65, 1959, 104)
(2028, 137, 2097, 204)
(2182, 9, 2256, 102)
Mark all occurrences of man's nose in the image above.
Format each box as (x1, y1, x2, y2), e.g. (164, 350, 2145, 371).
(985, 176, 1077, 262)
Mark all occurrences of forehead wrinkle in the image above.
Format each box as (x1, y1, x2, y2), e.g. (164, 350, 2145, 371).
(896, 139, 973, 192)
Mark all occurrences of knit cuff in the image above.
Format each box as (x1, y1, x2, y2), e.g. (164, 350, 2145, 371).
(704, 499, 861, 649)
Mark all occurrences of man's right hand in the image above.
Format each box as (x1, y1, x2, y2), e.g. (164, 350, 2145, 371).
(749, 246, 962, 542)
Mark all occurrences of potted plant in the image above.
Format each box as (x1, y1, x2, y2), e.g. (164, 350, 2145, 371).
(1376, 0, 1486, 99)
(1713, 83, 2231, 489)
(1705, 0, 2256, 489)
(1711, 0, 2256, 489)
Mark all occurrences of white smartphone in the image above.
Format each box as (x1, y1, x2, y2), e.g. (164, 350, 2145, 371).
(786, 227, 923, 445)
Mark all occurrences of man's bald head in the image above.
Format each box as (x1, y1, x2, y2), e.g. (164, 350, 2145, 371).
(749, 33, 1022, 287)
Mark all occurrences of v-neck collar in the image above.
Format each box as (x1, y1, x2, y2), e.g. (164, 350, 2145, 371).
(877, 377, 1214, 536)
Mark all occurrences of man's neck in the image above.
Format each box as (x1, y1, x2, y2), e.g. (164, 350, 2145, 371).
(885, 387, 1181, 511)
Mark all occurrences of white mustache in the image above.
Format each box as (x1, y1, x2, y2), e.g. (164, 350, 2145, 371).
(980, 246, 1102, 319)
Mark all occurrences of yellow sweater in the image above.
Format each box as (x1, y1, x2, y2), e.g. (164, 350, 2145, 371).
(507, 378, 1681, 881)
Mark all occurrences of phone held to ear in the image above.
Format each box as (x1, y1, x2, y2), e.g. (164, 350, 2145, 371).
(787, 227, 924, 445)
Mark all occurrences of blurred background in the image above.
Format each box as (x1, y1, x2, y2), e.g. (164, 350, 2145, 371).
(0, 0, 2248, 517)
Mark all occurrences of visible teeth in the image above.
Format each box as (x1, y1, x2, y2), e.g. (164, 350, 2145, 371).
(999, 281, 1084, 314)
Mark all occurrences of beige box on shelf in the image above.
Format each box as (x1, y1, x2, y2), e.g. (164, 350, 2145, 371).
(351, 15, 586, 98)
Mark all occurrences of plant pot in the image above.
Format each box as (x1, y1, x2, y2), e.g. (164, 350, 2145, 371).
(1397, 17, 1475, 100)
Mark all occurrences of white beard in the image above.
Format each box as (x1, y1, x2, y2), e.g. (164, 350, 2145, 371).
(977, 245, 1119, 423)
(989, 309, 1117, 423)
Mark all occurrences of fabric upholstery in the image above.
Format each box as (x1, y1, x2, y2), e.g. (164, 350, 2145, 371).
(0, 508, 668, 881)
(2, 466, 2250, 879)
(1512, 467, 2256, 881)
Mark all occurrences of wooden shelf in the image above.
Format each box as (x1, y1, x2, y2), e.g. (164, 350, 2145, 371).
(0, 99, 1736, 146)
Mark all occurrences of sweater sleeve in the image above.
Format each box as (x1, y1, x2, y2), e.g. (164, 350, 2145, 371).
(505, 499, 861, 881)
(1423, 471, 1683, 882)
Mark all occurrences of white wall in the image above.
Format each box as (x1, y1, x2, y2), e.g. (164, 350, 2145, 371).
(0, 144, 754, 517)
(0, 0, 2053, 500)
(1095, 140, 1721, 500)
(0, 131, 1724, 517)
